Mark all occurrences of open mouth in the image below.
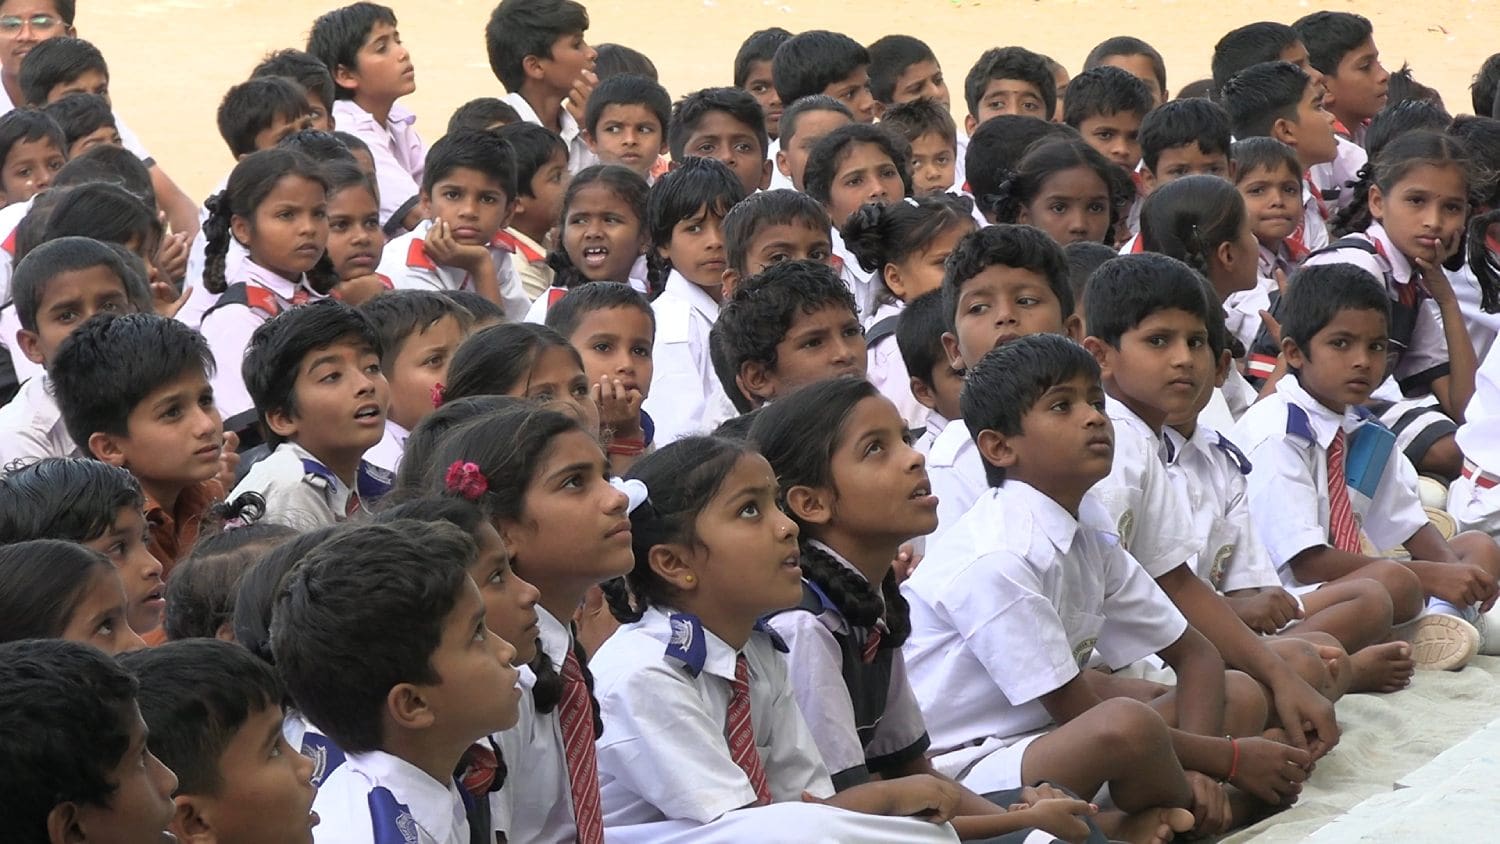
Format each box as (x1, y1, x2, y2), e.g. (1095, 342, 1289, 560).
(354, 404, 383, 423)
(581, 245, 610, 268)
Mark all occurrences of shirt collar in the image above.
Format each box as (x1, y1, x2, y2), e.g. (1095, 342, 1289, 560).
(1275, 376, 1357, 447)
(1365, 223, 1414, 285)
(385, 419, 410, 444)
(535, 605, 573, 666)
(998, 480, 1079, 555)
(345, 749, 465, 842)
(665, 269, 721, 321)
(924, 411, 949, 440)
(650, 605, 741, 681)
(239, 260, 317, 301)
(1104, 393, 1171, 464)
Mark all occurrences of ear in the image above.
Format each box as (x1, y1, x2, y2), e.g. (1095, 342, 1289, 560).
(785, 484, 833, 526)
(940, 330, 965, 372)
(740, 360, 775, 404)
(266, 404, 300, 442)
(1270, 117, 1298, 148)
(909, 375, 939, 411)
(759, 158, 773, 191)
(88, 431, 129, 467)
(1081, 336, 1114, 376)
(582, 129, 599, 153)
(975, 428, 1018, 472)
(882, 262, 908, 301)
(230, 213, 253, 248)
(647, 543, 699, 593)
(775, 149, 791, 179)
(964, 114, 978, 136)
(171, 795, 216, 843)
(214, 620, 237, 642)
(721, 267, 742, 296)
(332, 64, 361, 97)
(1063, 312, 1085, 342)
(521, 54, 547, 83)
(1214, 238, 1237, 274)
(1214, 349, 1233, 388)
(1016, 205, 1033, 225)
(386, 682, 436, 732)
(1281, 335, 1307, 369)
(1140, 167, 1158, 195)
(16, 328, 44, 366)
(1368, 183, 1386, 224)
(47, 802, 85, 844)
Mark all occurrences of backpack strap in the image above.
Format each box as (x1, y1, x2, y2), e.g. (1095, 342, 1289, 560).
(864, 314, 902, 348)
(200, 282, 283, 322)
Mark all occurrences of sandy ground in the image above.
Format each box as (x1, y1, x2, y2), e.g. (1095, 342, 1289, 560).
(82, 0, 1500, 200)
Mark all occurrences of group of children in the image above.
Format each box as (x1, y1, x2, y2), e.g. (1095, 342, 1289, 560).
(5, 0, 1500, 841)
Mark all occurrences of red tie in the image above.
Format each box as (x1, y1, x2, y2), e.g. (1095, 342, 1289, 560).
(726, 654, 772, 806)
(1327, 429, 1362, 553)
(344, 490, 361, 519)
(458, 742, 499, 798)
(860, 627, 883, 664)
(559, 649, 605, 844)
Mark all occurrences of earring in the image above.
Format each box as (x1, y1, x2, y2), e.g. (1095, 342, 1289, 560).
(685, 574, 695, 584)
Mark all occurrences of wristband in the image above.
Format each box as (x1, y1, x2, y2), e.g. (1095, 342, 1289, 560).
(1225, 737, 1240, 782)
(607, 436, 646, 457)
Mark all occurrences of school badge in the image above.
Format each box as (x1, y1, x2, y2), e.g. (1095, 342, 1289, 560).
(1072, 637, 1098, 668)
(1210, 545, 1234, 591)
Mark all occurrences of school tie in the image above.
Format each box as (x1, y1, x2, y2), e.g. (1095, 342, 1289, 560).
(344, 490, 361, 519)
(558, 649, 605, 844)
(726, 653, 772, 806)
(457, 742, 500, 798)
(1326, 428, 1363, 553)
(860, 627, 883, 664)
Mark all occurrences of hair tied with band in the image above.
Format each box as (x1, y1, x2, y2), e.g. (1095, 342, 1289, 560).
(430, 382, 445, 408)
(445, 461, 488, 500)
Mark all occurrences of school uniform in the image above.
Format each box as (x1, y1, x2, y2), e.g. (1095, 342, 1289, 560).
(913, 410, 948, 458)
(522, 273, 651, 326)
(0, 197, 38, 384)
(503, 92, 598, 175)
(767, 138, 794, 191)
(927, 418, 986, 539)
(1449, 243, 1500, 362)
(901, 481, 1188, 793)
(1092, 394, 1200, 578)
(283, 711, 347, 788)
(1164, 425, 1281, 594)
(365, 419, 409, 475)
(229, 441, 392, 529)
(1292, 179, 1332, 256)
(1308, 137, 1368, 217)
(1450, 347, 1500, 533)
(333, 100, 426, 230)
(496, 227, 554, 300)
(311, 749, 480, 844)
(1224, 247, 1282, 356)
(864, 300, 927, 430)
(180, 174, 244, 328)
(641, 270, 734, 443)
(378, 221, 531, 322)
(144, 478, 223, 578)
(1198, 373, 1258, 435)
(0, 374, 79, 473)
(830, 230, 877, 320)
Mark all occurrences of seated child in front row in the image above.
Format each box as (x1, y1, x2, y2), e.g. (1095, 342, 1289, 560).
(898, 290, 965, 456)
(0, 539, 143, 654)
(584, 73, 671, 183)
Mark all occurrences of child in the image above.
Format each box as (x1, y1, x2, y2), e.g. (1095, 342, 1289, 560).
(122, 639, 320, 844)
(1064, 241, 1118, 319)
(1293, 11, 1389, 147)
(772, 30, 877, 124)
(448, 96, 523, 134)
(0, 539, 142, 653)
(1084, 36, 1168, 108)
(963, 114, 1074, 224)
(734, 27, 791, 140)
(309, 2, 424, 232)
(868, 34, 951, 111)
(962, 46, 1055, 134)
(0, 107, 63, 204)
(1473, 53, 1500, 118)
(273, 521, 521, 841)
(583, 73, 670, 182)
(252, 48, 338, 133)
(669, 86, 772, 197)
(721, 188, 835, 293)
(42, 91, 118, 157)
(1138, 98, 1232, 193)
(164, 521, 297, 641)
(321, 160, 388, 305)
(986, 138, 1120, 247)
(485, 0, 599, 173)
(529, 164, 650, 319)
(0, 639, 176, 839)
(1210, 21, 1313, 99)
(1232, 263, 1500, 665)
(359, 289, 474, 474)
(440, 322, 602, 443)
(879, 98, 960, 196)
(217, 76, 315, 162)
(1063, 66, 1154, 180)
(772, 95, 852, 192)
(496, 122, 569, 298)
(897, 291, 964, 456)
(593, 43, 656, 81)
(1231, 137, 1306, 357)
(388, 395, 519, 498)
(377, 128, 530, 322)
(230, 300, 392, 527)
(641, 156, 745, 443)
(198, 149, 331, 436)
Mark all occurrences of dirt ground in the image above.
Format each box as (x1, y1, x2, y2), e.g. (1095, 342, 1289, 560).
(82, 0, 1500, 199)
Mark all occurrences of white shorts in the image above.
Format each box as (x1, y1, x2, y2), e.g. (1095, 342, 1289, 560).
(932, 732, 1046, 794)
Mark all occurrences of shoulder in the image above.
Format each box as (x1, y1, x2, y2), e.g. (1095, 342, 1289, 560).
(652, 292, 693, 344)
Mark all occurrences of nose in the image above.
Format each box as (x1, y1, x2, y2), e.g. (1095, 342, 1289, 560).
(293, 741, 316, 781)
(604, 484, 628, 515)
(703, 220, 725, 251)
(1067, 210, 1090, 235)
(493, 632, 517, 666)
(776, 508, 800, 543)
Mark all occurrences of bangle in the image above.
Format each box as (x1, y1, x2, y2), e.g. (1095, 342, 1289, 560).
(1225, 737, 1240, 782)
(607, 436, 646, 457)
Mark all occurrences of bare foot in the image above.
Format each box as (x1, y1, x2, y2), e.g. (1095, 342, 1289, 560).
(1348, 641, 1415, 693)
(1102, 807, 1195, 844)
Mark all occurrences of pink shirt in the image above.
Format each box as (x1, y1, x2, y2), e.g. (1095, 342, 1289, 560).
(333, 100, 426, 227)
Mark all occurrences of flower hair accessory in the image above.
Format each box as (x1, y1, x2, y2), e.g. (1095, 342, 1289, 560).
(431, 382, 446, 408)
(445, 461, 488, 500)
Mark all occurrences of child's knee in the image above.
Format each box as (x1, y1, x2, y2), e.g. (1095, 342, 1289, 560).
(1365, 560, 1424, 622)
(1451, 530, 1500, 575)
(1094, 697, 1172, 758)
(1223, 669, 1270, 733)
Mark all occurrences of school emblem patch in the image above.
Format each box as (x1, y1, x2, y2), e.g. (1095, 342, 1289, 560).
(396, 811, 418, 844)
(1210, 545, 1234, 591)
(1117, 510, 1135, 549)
(1072, 637, 1099, 668)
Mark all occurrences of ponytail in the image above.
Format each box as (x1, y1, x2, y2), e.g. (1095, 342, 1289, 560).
(1138, 174, 1245, 284)
(800, 543, 911, 650)
(202, 191, 234, 294)
(1332, 164, 1377, 237)
(1468, 208, 1500, 314)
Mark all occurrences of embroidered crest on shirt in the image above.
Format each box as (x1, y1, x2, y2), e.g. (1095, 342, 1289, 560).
(367, 786, 420, 844)
(1116, 510, 1136, 550)
(300, 731, 346, 787)
(1210, 544, 1235, 590)
(1071, 637, 1099, 668)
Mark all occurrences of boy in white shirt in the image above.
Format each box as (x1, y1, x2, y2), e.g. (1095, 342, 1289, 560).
(895, 290, 963, 457)
(485, 0, 599, 174)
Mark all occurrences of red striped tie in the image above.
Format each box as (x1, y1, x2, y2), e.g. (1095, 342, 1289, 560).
(1326, 429, 1362, 553)
(726, 654, 772, 805)
(861, 627, 883, 664)
(559, 649, 604, 844)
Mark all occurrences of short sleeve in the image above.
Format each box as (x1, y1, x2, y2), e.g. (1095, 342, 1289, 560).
(641, 299, 709, 444)
(752, 645, 838, 802)
(199, 305, 262, 427)
(1243, 435, 1330, 570)
(764, 611, 869, 789)
(1096, 544, 1189, 668)
(1366, 449, 1430, 551)
(1216, 474, 1284, 593)
(1092, 425, 1197, 577)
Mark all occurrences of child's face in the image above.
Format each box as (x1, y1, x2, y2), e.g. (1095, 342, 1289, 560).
(69, 123, 122, 158)
(0, 134, 62, 202)
(946, 265, 1071, 370)
(303, 93, 332, 133)
(82, 506, 165, 638)
(1370, 163, 1469, 266)
(108, 370, 224, 503)
(1099, 54, 1164, 107)
(659, 203, 728, 291)
(569, 305, 655, 400)
(1090, 308, 1209, 430)
(537, 31, 596, 96)
(387, 314, 465, 431)
(1017, 165, 1112, 246)
(996, 372, 1114, 490)
(914, 358, 965, 421)
(776, 109, 851, 191)
(747, 303, 866, 403)
(739, 221, 832, 277)
(469, 521, 540, 666)
(1323, 37, 1389, 123)
(232, 174, 328, 279)
(1147, 144, 1229, 188)
(824, 64, 877, 123)
(971, 78, 1047, 126)
(1051, 65, 1071, 123)
(1238, 162, 1303, 245)
(60, 566, 144, 655)
(338, 20, 415, 102)
(424, 166, 512, 246)
(684, 452, 802, 626)
(518, 147, 569, 234)
(588, 103, 665, 178)
(890, 59, 950, 108)
(742, 59, 783, 138)
(908, 131, 956, 196)
(1286, 81, 1339, 168)
(514, 344, 601, 435)
(47, 67, 107, 104)
(70, 702, 177, 841)
(0, 2, 72, 76)
(821, 395, 939, 542)
(680, 110, 769, 196)
(885, 220, 973, 302)
(272, 339, 389, 462)
(198, 703, 318, 844)
(1284, 307, 1388, 412)
(325, 184, 384, 281)
(1077, 111, 1143, 168)
(253, 111, 315, 152)
(422, 576, 523, 738)
(563, 182, 645, 282)
(826, 141, 905, 225)
(18, 264, 131, 366)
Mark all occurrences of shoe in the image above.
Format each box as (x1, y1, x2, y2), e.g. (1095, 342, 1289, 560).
(1424, 506, 1458, 540)
(1475, 605, 1500, 656)
(1409, 613, 1480, 670)
(1417, 474, 1450, 509)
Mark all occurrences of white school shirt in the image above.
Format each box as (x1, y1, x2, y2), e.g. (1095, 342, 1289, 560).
(927, 418, 986, 540)
(311, 749, 474, 844)
(767, 138, 794, 191)
(864, 300, 927, 429)
(1450, 338, 1500, 530)
(180, 173, 241, 328)
(503, 92, 597, 175)
(1198, 371, 1257, 435)
(1449, 257, 1500, 362)
(229, 442, 377, 530)
(0, 197, 36, 383)
(0, 86, 152, 162)
(364, 419, 409, 475)
(1231, 376, 1428, 583)
(641, 271, 732, 443)
(1297, 180, 1331, 254)
(377, 220, 530, 322)
(1224, 250, 1279, 355)
(902, 481, 1188, 755)
(1308, 137, 1368, 217)
(333, 100, 425, 228)
(0, 375, 78, 473)
(831, 229, 876, 320)
(913, 410, 948, 458)
(1092, 395, 1200, 577)
(1164, 424, 1281, 594)
(491, 606, 578, 844)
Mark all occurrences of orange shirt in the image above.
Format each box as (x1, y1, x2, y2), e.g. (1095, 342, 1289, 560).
(144, 478, 224, 580)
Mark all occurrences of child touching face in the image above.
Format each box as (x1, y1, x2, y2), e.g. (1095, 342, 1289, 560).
(0, 540, 143, 653)
(322, 161, 387, 305)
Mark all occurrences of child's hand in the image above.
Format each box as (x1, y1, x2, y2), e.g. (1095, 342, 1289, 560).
(564, 68, 599, 128)
(592, 376, 643, 437)
(424, 219, 492, 275)
(1227, 588, 1302, 635)
(1228, 736, 1310, 806)
(1013, 798, 1097, 844)
(216, 431, 240, 491)
(1017, 782, 1072, 805)
(876, 775, 963, 824)
(154, 228, 191, 284)
(1411, 249, 1456, 306)
(572, 584, 620, 660)
(892, 542, 922, 582)
(151, 279, 193, 320)
(1183, 770, 1232, 835)
(1408, 560, 1499, 609)
(334, 274, 390, 306)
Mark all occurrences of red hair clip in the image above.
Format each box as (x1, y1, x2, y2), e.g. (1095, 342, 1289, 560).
(431, 382, 446, 408)
(445, 461, 488, 500)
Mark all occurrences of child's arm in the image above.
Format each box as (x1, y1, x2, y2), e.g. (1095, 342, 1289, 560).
(422, 220, 502, 304)
(1403, 524, 1500, 608)
(806, 775, 961, 824)
(1417, 255, 1477, 421)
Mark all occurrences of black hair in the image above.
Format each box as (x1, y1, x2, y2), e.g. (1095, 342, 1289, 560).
(271, 521, 474, 752)
(1280, 262, 1392, 355)
(278, 128, 358, 165)
(1473, 53, 1500, 118)
(307, 2, 399, 100)
(51, 313, 215, 454)
(215, 76, 308, 159)
(448, 97, 524, 135)
(164, 522, 296, 641)
(594, 43, 658, 81)
(1230, 137, 1302, 185)
(0, 639, 138, 837)
(879, 97, 956, 145)
(896, 289, 949, 384)
(802, 123, 912, 207)
(1221, 61, 1312, 140)
(1063, 240, 1119, 306)
(389, 395, 525, 502)
(1387, 64, 1445, 111)
(0, 540, 114, 642)
(119, 639, 282, 795)
(544, 281, 654, 340)
(734, 28, 792, 89)
(867, 35, 939, 105)
(709, 322, 751, 414)
(485, 0, 591, 93)
(961, 333, 1100, 485)
(668, 86, 768, 162)
(1138, 174, 1248, 282)
(983, 137, 1121, 232)
(495, 122, 567, 201)
(1062, 65, 1154, 128)
(722, 188, 831, 276)
(964, 116, 1076, 216)
(53, 143, 154, 207)
(1450, 116, 1500, 207)
(17, 36, 105, 106)
(420, 128, 517, 200)
(1084, 36, 1166, 94)
(715, 260, 858, 393)
(1139, 98, 1232, 173)
(1197, 274, 1232, 359)
(963, 46, 1056, 121)
(1365, 100, 1451, 165)
(1292, 11, 1375, 78)
(0, 457, 142, 547)
(42, 92, 113, 149)
(0, 106, 64, 164)
(586, 73, 671, 138)
(231, 525, 345, 665)
(241, 299, 380, 447)
(252, 48, 337, 112)
(1211, 22, 1301, 100)
(1084, 253, 1212, 348)
(645, 156, 746, 287)
(748, 376, 911, 647)
(942, 224, 1074, 334)
(202, 149, 329, 294)
(332, 129, 371, 157)
(1334, 130, 1473, 238)
(359, 289, 475, 373)
(442, 322, 580, 404)
(777, 94, 853, 151)
(841, 193, 974, 301)
(37, 181, 160, 261)
(1177, 79, 1216, 100)
(10, 235, 147, 332)
(771, 30, 869, 105)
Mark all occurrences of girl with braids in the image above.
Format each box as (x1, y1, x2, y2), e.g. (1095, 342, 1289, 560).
(751, 377, 1108, 842)
(523, 164, 651, 324)
(982, 137, 1124, 249)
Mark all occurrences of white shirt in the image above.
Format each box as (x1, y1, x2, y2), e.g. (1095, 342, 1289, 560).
(333, 100, 425, 227)
(180, 172, 241, 328)
(0, 197, 37, 383)
(503, 92, 597, 175)
(378, 220, 530, 322)
(1449, 257, 1500, 363)
(1091, 395, 1199, 577)
(1198, 372, 1257, 434)
(1165, 424, 1281, 593)
(1308, 137, 1368, 217)
(0, 375, 78, 473)
(230, 442, 368, 530)
(831, 229, 876, 320)
(1296, 180, 1331, 255)
(311, 749, 473, 844)
(641, 271, 733, 443)
(927, 418, 986, 539)
(902, 481, 1187, 754)
(365, 419, 409, 475)
(913, 410, 948, 458)
(864, 301, 927, 430)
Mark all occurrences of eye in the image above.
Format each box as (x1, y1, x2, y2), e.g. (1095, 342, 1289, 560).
(863, 438, 885, 457)
(487, 567, 508, 585)
(1016, 296, 1040, 307)
(571, 380, 590, 399)
(1088, 201, 1108, 214)
(1049, 202, 1068, 214)
(592, 342, 612, 353)
(329, 219, 348, 232)
(1330, 338, 1349, 349)
(320, 371, 340, 383)
(739, 501, 761, 518)
(810, 247, 829, 261)
(1050, 399, 1070, 412)
(1090, 398, 1106, 412)
(632, 345, 651, 357)
(966, 302, 988, 315)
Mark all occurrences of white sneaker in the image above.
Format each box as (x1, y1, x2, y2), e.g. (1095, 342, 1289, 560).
(1408, 613, 1479, 670)
(1475, 606, 1500, 656)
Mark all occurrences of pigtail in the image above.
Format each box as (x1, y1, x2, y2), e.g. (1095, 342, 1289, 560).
(528, 647, 563, 715)
(201, 191, 234, 294)
(600, 576, 644, 624)
(801, 543, 905, 650)
(1332, 165, 1377, 237)
(878, 569, 911, 648)
(981, 168, 1023, 224)
(1468, 208, 1500, 313)
(839, 203, 892, 273)
(545, 247, 589, 291)
(1179, 223, 1214, 279)
(204, 491, 265, 530)
(645, 250, 670, 296)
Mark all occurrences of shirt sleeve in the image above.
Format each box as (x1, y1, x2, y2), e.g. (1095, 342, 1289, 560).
(1368, 449, 1431, 551)
(1393, 299, 1451, 396)
(1096, 544, 1189, 669)
(753, 646, 838, 802)
(1092, 426, 1197, 577)
(1216, 472, 1284, 593)
(764, 611, 869, 790)
(641, 301, 709, 444)
(199, 306, 261, 429)
(1244, 435, 1331, 571)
